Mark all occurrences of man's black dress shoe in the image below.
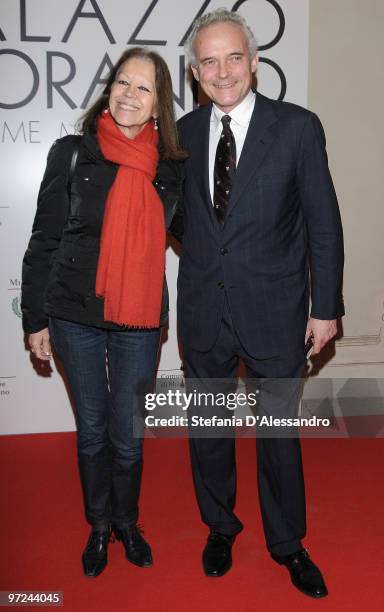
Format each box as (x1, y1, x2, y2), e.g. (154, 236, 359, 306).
(82, 528, 111, 577)
(272, 548, 328, 598)
(203, 532, 235, 577)
(114, 526, 153, 567)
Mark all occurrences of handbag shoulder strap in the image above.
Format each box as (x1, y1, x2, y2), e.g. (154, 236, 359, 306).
(66, 135, 82, 209)
(69, 144, 79, 183)
(68, 136, 81, 187)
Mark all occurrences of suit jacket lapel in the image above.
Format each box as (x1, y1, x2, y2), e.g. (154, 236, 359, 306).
(225, 93, 279, 220)
(189, 105, 212, 207)
(187, 104, 222, 238)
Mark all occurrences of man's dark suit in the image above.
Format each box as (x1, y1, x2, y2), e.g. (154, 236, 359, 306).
(176, 92, 344, 556)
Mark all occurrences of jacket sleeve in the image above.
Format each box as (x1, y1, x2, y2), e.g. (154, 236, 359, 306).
(167, 119, 187, 243)
(168, 158, 184, 243)
(21, 137, 77, 333)
(157, 157, 184, 242)
(296, 113, 345, 320)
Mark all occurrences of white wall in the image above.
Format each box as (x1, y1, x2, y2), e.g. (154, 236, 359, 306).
(308, 0, 384, 378)
(0, 0, 309, 434)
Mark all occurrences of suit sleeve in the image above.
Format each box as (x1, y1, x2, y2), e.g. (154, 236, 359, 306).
(296, 113, 345, 319)
(21, 139, 73, 333)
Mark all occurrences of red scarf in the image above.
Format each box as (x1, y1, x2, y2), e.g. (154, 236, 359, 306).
(96, 111, 165, 327)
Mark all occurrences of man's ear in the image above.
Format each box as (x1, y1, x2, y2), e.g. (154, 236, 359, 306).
(191, 65, 199, 82)
(251, 53, 259, 74)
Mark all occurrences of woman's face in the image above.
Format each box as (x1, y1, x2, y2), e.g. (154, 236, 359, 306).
(108, 57, 158, 139)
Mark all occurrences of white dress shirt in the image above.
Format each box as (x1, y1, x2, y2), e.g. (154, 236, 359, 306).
(208, 90, 256, 202)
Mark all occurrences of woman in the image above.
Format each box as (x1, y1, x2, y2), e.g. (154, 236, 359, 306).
(21, 47, 185, 577)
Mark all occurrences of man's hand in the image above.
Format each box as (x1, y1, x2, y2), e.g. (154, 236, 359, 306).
(305, 318, 337, 356)
(28, 328, 52, 361)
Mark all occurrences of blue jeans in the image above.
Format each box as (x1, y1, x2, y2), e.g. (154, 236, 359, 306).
(49, 317, 161, 530)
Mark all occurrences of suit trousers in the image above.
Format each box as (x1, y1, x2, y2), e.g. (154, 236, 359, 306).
(183, 297, 306, 556)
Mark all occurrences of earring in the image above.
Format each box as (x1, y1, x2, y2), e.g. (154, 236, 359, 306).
(103, 108, 109, 114)
(153, 117, 158, 130)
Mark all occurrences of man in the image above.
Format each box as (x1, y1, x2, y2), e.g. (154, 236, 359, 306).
(175, 9, 344, 599)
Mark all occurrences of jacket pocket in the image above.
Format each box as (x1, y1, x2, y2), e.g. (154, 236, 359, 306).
(45, 242, 99, 307)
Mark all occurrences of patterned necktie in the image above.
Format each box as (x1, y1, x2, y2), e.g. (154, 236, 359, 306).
(213, 115, 236, 223)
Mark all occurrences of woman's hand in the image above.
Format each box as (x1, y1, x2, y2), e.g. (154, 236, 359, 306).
(28, 328, 52, 361)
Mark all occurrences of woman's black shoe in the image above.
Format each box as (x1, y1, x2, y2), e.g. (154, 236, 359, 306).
(114, 525, 153, 567)
(82, 528, 112, 577)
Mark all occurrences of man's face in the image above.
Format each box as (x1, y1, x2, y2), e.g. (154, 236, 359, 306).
(191, 22, 258, 113)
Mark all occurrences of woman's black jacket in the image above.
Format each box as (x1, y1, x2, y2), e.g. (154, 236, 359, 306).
(21, 132, 184, 333)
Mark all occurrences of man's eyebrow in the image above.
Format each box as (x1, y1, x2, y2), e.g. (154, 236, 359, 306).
(199, 55, 215, 63)
(199, 51, 245, 62)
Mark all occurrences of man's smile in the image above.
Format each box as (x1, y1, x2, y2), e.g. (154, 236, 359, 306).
(214, 82, 235, 89)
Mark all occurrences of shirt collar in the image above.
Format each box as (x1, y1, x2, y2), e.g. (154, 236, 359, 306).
(211, 90, 256, 132)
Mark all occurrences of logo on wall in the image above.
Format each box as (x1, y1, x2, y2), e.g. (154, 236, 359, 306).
(232, 0, 287, 100)
(157, 368, 185, 392)
(9, 279, 21, 318)
(0, 205, 10, 227)
(11, 296, 22, 318)
(0, 377, 14, 398)
(0, 0, 288, 111)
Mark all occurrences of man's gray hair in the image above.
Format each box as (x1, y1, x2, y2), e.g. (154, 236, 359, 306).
(185, 8, 258, 65)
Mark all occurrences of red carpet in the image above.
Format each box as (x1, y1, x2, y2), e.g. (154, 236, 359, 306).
(0, 435, 383, 611)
